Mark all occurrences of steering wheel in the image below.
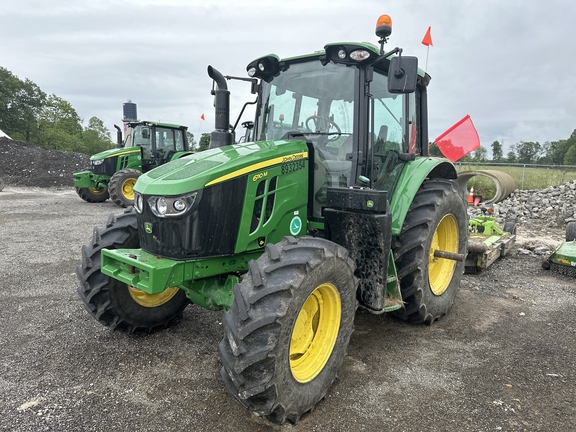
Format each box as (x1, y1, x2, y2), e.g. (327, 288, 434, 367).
(305, 115, 342, 143)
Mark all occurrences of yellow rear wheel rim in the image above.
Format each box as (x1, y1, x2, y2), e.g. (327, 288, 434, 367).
(428, 214, 459, 296)
(128, 285, 180, 308)
(121, 178, 137, 200)
(290, 283, 341, 383)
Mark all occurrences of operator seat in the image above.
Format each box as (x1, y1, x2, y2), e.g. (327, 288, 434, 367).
(323, 135, 353, 188)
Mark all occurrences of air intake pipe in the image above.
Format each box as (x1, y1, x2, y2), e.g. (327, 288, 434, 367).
(208, 66, 233, 148)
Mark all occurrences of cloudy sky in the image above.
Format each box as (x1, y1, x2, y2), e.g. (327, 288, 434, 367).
(2, 0, 575, 153)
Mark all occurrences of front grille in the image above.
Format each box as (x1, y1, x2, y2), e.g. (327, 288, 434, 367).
(92, 157, 118, 176)
(138, 176, 247, 259)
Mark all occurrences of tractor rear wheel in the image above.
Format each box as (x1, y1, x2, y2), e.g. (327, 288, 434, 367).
(108, 168, 141, 207)
(76, 208, 189, 333)
(218, 236, 357, 425)
(75, 186, 109, 203)
(392, 179, 468, 324)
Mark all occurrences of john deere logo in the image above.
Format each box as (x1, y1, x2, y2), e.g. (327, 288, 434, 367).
(144, 222, 153, 234)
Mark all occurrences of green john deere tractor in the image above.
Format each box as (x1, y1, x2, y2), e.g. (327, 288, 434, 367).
(77, 15, 469, 425)
(73, 105, 192, 207)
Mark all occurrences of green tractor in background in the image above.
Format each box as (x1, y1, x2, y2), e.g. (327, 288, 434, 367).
(73, 102, 192, 207)
(77, 15, 472, 424)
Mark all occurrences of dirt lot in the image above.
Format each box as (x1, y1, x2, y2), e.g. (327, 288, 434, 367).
(1, 186, 575, 431)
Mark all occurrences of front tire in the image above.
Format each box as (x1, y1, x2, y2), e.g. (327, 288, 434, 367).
(108, 168, 141, 207)
(392, 179, 468, 324)
(218, 236, 358, 425)
(76, 208, 189, 333)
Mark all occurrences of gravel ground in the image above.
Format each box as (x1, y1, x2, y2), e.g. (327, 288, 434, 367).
(1, 139, 575, 430)
(1, 186, 575, 431)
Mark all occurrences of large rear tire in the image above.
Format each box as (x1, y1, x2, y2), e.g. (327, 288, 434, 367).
(75, 186, 109, 203)
(218, 236, 357, 425)
(76, 208, 189, 333)
(108, 168, 141, 208)
(392, 179, 468, 324)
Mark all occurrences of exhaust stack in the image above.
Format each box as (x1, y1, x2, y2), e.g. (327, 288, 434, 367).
(113, 124, 123, 148)
(207, 66, 233, 148)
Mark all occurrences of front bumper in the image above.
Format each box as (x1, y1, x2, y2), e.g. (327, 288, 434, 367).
(101, 247, 260, 294)
(73, 171, 110, 189)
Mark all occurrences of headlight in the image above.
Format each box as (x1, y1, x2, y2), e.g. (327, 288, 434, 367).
(134, 192, 143, 213)
(157, 197, 168, 215)
(173, 199, 186, 212)
(147, 192, 198, 217)
(92, 159, 104, 166)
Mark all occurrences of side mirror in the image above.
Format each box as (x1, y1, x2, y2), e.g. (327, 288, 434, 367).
(387, 56, 418, 94)
(141, 127, 150, 139)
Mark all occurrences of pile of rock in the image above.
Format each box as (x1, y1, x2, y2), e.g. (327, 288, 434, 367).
(0, 137, 90, 188)
(469, 180, 576, 229)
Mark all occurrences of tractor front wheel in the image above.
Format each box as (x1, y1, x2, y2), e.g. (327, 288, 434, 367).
(108, 168, 141, 207)
(75, 186, 109, 203)
(218, 236, 357, 424)
(392, 179, 468, 324)
(76, 208, 189, 333)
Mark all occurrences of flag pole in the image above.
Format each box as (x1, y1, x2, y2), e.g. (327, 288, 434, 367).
(196, 113, 205, 150)
(421, 26, 433, 72)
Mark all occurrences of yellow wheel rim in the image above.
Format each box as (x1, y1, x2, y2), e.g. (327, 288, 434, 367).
(428, 214, 459, 296)
(88, 187, 107, 195)
(128, 285, 179, 308)
(290, 283, 341, 383)
(121, 178, 137, 200)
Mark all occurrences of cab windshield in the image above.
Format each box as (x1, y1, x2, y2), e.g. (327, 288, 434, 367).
(256, 61, 356, 218)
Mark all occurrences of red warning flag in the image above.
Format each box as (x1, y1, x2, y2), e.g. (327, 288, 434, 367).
(435, 115, 480, 162)
(200, 113, 205, 120)
(422, 26, 433, 46)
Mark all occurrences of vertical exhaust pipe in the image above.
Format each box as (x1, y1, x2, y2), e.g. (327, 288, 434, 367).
(207, 66, 233, 148)
(113, 124, 123, 148)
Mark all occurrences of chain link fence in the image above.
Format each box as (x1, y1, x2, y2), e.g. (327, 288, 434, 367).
(455, 162, 576, 190)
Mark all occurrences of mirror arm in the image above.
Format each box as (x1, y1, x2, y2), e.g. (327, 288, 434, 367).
(370, 47, 403, 66)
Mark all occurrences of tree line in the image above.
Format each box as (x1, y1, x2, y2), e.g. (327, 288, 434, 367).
(0, 66, 113, 155)
(5, 63, 575, 164)
(430, 129, 576, 165)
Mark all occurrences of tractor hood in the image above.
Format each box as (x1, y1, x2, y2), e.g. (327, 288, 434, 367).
(134, 139, 309, 196)
(91, 147, 140, 161)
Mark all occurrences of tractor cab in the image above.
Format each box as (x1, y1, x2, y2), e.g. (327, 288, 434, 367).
(123, 122, 189, 172)
(247, 48, 423, 219)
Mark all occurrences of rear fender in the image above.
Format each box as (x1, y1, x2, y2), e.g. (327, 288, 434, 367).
(390, 158, 457, 235)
